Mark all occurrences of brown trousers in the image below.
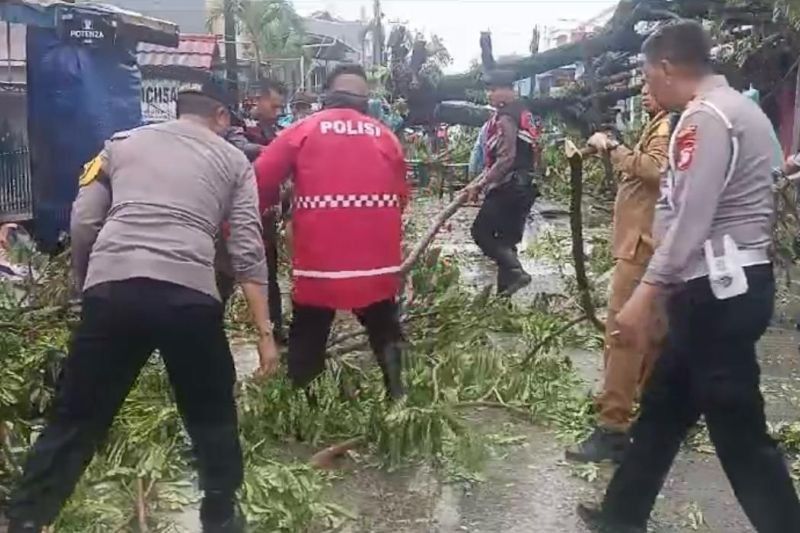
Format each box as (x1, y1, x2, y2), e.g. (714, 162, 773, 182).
(597, 259, 666, 431)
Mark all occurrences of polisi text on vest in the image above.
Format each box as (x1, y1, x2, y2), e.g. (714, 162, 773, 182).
(320, 120, 382, 138)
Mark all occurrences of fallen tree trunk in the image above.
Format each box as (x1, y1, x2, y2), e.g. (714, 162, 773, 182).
(525, 86, 641, 116)
(412, 86, 641, 128)
(498, 26, 645, 81)
(433, 101, 493, 128)
(433, 25, 644, 102)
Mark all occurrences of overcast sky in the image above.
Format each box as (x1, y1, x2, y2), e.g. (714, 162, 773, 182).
(292, 0, 620, 72)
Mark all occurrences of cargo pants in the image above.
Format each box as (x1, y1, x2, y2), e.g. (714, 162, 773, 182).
(597, 259, 667, 431)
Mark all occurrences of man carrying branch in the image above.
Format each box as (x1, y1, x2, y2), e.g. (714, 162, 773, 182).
(464, 69, 541, 297)
(567, 84, 671, 464)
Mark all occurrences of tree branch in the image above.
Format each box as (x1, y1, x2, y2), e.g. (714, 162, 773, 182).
(567, 149, 605, 332)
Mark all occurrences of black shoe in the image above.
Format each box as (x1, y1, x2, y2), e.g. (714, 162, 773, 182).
(379, 343, 406, 401)
(577, 502, 646, 533)
(565, 427, 629, 464)
(8, 521, 42, 533)
(499, 269, 532, 297)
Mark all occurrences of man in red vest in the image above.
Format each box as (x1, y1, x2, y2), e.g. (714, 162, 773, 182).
(253, 64, 408, 399)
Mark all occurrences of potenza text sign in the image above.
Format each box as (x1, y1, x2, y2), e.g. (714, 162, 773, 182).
(58, 11, 116, 46)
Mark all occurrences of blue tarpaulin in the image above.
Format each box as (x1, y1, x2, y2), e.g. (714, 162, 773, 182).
(27, 26, 142, 249)
(0, 0, 177, 249)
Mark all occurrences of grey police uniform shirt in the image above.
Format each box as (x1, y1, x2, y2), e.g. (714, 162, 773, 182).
(646, 75, 777, 286)
(71, 119, 269, 301)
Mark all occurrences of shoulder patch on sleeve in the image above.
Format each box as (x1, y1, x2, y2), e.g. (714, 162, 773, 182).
(79, 154, 105, 187)
(675, 125, 698, 171)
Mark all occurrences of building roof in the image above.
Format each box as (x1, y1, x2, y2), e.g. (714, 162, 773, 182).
(137, 33, 220, 70)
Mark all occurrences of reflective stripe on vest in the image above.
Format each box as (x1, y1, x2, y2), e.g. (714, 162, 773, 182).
(669, 99, 739, 190)
(294, 265, 402, 279)
(294, 194, 400, 210)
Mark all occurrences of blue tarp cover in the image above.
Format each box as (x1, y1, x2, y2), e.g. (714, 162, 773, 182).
(27, 25, 142, 249)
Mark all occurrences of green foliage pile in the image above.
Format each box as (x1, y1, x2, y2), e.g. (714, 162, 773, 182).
(1, 242, 595, 531)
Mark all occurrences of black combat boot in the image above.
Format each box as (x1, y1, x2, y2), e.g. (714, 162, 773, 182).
(200, 492, 245, 533)
(577, 502, 646, 533)
(494, 247, 531, 297)
(565, 426, 629, 464)
(501, 268, 532, 297)
(7, 520, 42, 533)
(378, 342, 406, 401)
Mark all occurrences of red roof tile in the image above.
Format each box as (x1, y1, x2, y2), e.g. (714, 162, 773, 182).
(137, 33, 220, 70)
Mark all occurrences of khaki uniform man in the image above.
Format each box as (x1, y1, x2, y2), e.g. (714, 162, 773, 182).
(567, 85, 670, 464)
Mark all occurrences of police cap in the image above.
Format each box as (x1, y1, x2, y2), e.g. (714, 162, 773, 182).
(483, 69, 518, 88)
(178, 78, 234, 107)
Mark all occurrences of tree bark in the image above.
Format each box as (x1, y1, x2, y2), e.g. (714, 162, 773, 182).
(567, 148, 605, 332)
(496, 26, 645, 81)
(434, 102, 493, 128)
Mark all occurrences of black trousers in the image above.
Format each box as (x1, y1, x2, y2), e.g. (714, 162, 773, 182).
(262, 214, 283, 330)
(471, 180, 537, 290)
(216, 220, 283, 332)
(601, 265, 800, 532)
(287, 299, 403, 389)
(7, 279, 243, 526)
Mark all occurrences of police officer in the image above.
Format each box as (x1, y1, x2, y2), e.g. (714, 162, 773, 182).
(579, 21, 800, 533)
(6, 82, 278, 533)
(464, 69, 541, 296)
(254, 64, 408, 399)
(567, 84, 671, 463)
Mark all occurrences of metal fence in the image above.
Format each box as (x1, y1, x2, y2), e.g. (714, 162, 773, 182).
(0, 148, 33, 223)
